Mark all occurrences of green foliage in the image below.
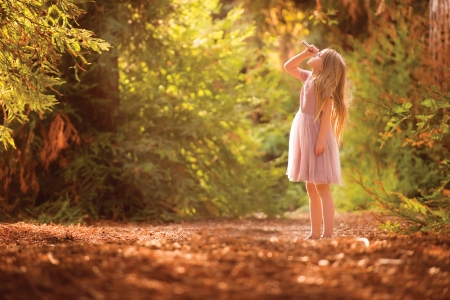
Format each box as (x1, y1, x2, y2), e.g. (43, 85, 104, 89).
(0, 0, 110, 149)
(331, 0, 449, 231)
(311, 0, 450, 234)
(367, 86, 450, 233)
(378, 219, 401, 233)
(2, 0, 445, 229)
(26, 199, 84, 225)
(1, 0, 297, 222)
(116, 0, 282, 219)
(235, 1, 318, 211)
(323, 1, 432, 211)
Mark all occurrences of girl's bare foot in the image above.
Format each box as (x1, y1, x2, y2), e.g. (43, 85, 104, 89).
(303, 235, 320, 240)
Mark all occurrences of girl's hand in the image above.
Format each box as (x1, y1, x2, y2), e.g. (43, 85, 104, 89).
(305, 45, 319, 57)
(315, 139, 325, 156)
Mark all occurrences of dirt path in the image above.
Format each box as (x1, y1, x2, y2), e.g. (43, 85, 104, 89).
(0, 212, 449, 300)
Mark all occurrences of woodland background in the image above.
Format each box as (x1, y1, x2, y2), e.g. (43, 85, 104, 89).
(0, 0, 449, 232)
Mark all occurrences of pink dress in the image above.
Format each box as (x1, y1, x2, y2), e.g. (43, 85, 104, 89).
(286, 69, 343, 185)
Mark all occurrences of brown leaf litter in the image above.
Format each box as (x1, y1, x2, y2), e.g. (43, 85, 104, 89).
(0, 212, 449, 300)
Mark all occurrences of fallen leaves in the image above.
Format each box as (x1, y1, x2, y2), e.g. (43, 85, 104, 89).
(0, 212, 449, 300)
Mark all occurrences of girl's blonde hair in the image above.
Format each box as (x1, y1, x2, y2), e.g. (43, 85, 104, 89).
(312, 49, 352, 146)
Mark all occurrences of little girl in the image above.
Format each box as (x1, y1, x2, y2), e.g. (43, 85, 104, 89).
(284, 43, 351, 240)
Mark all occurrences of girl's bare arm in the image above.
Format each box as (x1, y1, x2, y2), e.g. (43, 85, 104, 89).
(315, 97, 333, 156)
(283, 45, 318, 79)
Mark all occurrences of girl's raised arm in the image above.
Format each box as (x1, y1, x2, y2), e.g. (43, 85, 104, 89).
(283, 45, 319, 80)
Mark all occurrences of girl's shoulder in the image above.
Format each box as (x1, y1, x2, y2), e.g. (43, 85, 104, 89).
(300, 69, 312, 83)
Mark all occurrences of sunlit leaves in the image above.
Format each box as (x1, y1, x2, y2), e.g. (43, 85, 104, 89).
(0, 126, 15, 149)
(366, 85, 450, 232)
(0, 0, 110, 149)
(115, 0, 280, 218)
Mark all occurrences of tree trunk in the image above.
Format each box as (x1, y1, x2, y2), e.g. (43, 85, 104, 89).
(429, 0, 450, 91)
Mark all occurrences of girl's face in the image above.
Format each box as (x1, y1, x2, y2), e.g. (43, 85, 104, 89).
(307, 50, 324, 71)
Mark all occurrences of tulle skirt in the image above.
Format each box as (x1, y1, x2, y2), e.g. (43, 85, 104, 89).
(286, 111, 343, 185)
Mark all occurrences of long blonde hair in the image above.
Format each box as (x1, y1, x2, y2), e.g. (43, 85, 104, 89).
(311, 49, 352, 146)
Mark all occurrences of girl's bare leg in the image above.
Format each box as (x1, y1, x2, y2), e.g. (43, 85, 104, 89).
(305, 182, 322, 239)
(315, 183, 335, 238)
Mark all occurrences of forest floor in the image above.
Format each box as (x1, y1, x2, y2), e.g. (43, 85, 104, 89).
(0, 212, 449, 300)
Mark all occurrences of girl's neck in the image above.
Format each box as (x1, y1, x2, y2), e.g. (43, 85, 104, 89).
(311, 68, 321, 76)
